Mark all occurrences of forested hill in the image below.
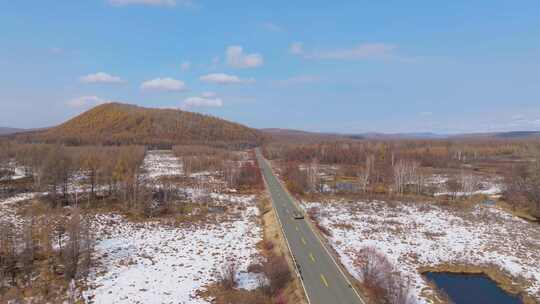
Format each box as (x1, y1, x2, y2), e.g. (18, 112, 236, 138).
(15, 103, 265, 147)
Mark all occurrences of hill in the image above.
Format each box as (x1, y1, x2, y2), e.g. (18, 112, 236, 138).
(261, 128, 357, 143)
(358, 132, 449, 140)
(0, 127, 25, 135)
(493, 131, 540, 139)
(261, 128, 450, 142)
(16, 103, 265, 147)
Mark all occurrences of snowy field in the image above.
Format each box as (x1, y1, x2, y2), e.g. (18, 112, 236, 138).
(84, 198, 263, 304)
(0, 192, 37, 227)
(429, 174, 504, 198)
(142, 150, 183, 179)
(83, 151, 265, 303)
(0, 162, 28, 181)
(1, 150, 266, 303)
(305, 200, 540, 303)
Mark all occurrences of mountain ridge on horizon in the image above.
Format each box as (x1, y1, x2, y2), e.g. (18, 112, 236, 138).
(4, 104, 540, 145)
(10, 102, 265, 147)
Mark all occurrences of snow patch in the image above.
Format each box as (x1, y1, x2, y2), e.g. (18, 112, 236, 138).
(84, 198, 263, 304)
(306, 200, 540, 303)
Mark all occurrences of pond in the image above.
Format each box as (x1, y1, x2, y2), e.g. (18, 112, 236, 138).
(424, 272, 522, 304)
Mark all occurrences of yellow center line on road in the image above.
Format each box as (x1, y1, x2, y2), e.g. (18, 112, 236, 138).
(320, 274, 329, 288)
(309, 253, 316, 263)
(301, 237, 306, 245)
(295, 225, 299, 231)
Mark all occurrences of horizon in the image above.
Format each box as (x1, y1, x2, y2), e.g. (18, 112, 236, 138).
(2, 1, 540, 134)
(3, 101, 540, 136)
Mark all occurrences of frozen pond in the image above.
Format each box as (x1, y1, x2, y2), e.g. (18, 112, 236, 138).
(425, 272, 521, 304)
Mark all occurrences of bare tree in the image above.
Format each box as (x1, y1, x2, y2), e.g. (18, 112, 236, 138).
(63, 209, 81, 280)
(393, 160, 420, 195)
(458, 172, 480, 195)
(306, 159, 320, 192)
(0, 222, 17, 287)
(39, 145, 73, 206)
(20, 218, 36, 284)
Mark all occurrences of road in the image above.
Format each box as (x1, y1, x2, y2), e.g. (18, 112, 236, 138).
(256, 149, 364, 304)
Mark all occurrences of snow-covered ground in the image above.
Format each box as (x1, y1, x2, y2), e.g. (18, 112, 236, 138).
(305, 200, 540, 303)
(142, 150, 183, 179)
(0, 192, 38, 227)
(427, 174, 503, 198)
(433, 184, 503, 198)
(11, 166, 27, 180)
(0, 150, 266, 303)
(85, 195, 263, 304)
(0, 162, 28, 181)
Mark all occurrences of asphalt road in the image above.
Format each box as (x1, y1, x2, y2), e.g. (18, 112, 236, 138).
(256, 149, 364, 304)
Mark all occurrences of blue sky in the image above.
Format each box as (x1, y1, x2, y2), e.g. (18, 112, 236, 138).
(1, 1, 539, 133)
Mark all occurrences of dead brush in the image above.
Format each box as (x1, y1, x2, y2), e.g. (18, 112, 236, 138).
(333, 222, 354, 230)
(314, 220, 332, 237)
(423, 231, 447, 240)
(365, 217, 378, 225)
(354, 246, 417, 304)
(218, 262, 238, 290)
(262, 240, 275, 252)
(381, 219, 402, 226)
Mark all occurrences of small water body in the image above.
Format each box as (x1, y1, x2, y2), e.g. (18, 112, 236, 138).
(424, 272, 522, 304)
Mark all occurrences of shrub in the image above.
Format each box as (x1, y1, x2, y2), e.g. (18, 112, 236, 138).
(307, 207, 332, 237)
(262, 255, 291, 296)
(274, 291, 287, 304)
(354, 246, 416, 304)
(218, 262, 238, 290)
(263, 240, 274, 252)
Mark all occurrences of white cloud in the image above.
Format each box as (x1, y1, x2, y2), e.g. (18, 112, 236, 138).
(66, 96, 106, 108)
(107, 0, 190, 7)
(275, 75, 319, 85)
(289, 42, 303, 55)
(180, 61, 191, 72)
(80, 72, 123, 84)
(308, 43, 397, 60)
(262, 22, 282, 32)
(182, 95, 223, 109)
(199, 73, 254, 85)
(141, 78, 186, 91)
(201, 91, 216, 98)
(226, 45, 263, 68)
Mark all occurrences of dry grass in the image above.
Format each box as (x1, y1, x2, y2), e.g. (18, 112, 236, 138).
(200, 284, 272, 304)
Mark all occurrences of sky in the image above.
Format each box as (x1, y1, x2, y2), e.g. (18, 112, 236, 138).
(1, 1, 540, 134)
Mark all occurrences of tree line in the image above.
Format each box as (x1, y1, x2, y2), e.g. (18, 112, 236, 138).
(265, 139, 540, 214)
(173, 145, 263, 191)
(1, 142, 147, 210)
(1, 207, 93, 303)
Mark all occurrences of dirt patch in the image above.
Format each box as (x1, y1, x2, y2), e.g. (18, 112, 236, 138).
(497, 201, 539, 223)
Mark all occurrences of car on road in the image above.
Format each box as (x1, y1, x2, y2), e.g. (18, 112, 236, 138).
(292, 210, 304, 219)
